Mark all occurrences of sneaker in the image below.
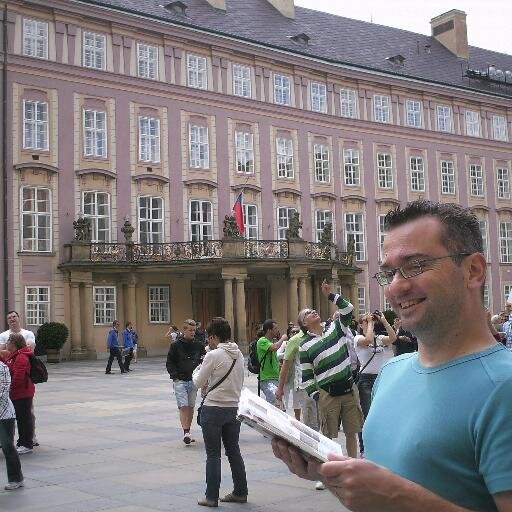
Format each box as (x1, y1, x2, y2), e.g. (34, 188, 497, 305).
(197, 497, 218, 507)
(16, 446, 32, 455)
(183, 433, 191, 445)
(220, 493, 247, 503)
(4, 480, 24, 490)
(105, 371, 112, 374)
(33, 437, 39, 447)
(315, 481, 325, 491)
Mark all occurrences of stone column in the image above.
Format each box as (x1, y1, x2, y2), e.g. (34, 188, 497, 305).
(223, 278, 234, 328)
(349, 280, 359, 320)
(83, 283, 96, 358)
(298, 277, 307, 310)
(288, 276, 298, 323)
(235, 277, 247, 351)
(69, 282, 83, 356)
(126, 282, 136, 326)
(313, 277, 321, 312)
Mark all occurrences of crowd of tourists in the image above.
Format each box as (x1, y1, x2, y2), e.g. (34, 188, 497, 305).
(1, 200, 512, 511)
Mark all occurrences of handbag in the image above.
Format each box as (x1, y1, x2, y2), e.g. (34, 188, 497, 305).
(197, 358, 237, 426)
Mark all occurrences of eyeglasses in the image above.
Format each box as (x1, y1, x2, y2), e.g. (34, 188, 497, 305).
(373, 253, 471, 287)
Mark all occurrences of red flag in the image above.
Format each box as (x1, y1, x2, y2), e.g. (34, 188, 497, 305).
(232, 193, 245, 234)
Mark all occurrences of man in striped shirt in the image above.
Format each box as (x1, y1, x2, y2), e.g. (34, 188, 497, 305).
(298, 280, 363, 459)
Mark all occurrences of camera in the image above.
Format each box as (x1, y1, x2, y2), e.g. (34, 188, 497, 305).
(372, 310, 381, 321)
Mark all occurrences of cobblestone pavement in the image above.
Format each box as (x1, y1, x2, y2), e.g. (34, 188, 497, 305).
(0, 357, 348, 512)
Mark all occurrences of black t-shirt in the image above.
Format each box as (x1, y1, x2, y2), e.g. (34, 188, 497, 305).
(393, 328, 418, 355)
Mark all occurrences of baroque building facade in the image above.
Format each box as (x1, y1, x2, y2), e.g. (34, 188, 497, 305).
(1, 0, 511, 357)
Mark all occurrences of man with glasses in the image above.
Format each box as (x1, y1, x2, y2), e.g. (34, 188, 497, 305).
(272, 200, 512, 512)
(297, 280, 363, 463)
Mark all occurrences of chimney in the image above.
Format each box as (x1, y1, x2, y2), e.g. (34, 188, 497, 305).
(267, 0, 295, 19)
(205, 0, 226, 10)
(430, 9, 468, 59)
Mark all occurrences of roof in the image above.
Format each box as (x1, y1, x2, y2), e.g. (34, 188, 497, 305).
(75, 0, 512, 98)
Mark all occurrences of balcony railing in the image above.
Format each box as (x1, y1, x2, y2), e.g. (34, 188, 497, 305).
(83, 239, 353, 265)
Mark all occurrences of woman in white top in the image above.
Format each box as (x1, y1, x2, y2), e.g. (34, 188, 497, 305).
(192, 317, 247, 507)
(353, 311, 396, 456)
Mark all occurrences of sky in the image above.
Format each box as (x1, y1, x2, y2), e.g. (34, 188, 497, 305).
(294, 0, 511, 55)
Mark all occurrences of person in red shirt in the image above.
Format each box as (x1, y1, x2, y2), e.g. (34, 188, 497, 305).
(2, 333, 35, 454)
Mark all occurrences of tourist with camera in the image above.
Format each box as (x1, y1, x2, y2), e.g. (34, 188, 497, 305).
(353, 311, 396, 457)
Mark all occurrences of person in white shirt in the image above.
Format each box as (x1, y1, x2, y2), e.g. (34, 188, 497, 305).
(0, 311, 35, 350)
(0, 311, 38, 446)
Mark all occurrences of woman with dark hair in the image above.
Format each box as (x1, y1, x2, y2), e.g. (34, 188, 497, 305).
(2, 333, 35, 454)
(192, 317, 247, 507)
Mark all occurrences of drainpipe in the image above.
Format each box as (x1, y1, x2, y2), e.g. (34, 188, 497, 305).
(2, 6, 8, 318)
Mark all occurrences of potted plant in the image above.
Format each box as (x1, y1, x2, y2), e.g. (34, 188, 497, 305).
(36, 322, 69, 363)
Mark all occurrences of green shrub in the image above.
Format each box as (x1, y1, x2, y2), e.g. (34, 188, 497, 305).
(36, 322, 69, 351)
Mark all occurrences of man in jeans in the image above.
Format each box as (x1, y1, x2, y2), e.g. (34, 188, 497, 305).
(166, 319, 206, 445)
(105, 320, 125, 374)
(0, 359, 24, 490)
(256, 319, 284, 405)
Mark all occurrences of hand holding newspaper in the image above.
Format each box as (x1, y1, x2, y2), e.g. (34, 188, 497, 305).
(237, 387, 343, 462)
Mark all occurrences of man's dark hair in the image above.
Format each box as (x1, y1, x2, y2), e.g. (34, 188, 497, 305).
(384, 200, 483, 263)
(262, 319, 277, 335)
(206, 317, 231, 342)
(7, 311, 19, 318)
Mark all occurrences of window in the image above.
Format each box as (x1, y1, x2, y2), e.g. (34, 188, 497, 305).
(343, 149, 360, 187)
(373, 95, 391, 123)
(470, 164, 484, 197)
(383, 296, 392, 312)
(276, 137, 293, 178)
(138, 196, 163, 243)
(314, 143, 330, 183)
(23, 100, 48, 151)
(499, 221, 512, 263)
(138, 117, 160, 163)
(436, 105, 453, 133)
(235, 132, 254, 174)
(315, 210, 333, 243)
(137, 43, 158, 80)
(190, 200, 213, 241)
(357, 287, 366, 316)
(378, 214, 386, 259)
(440, 160, 455, 195)
(277, 207, 297, 240)
(274, 74, 291, 106)
(492, 115, 508, 141)
(377, 153, 393, 189)
(465, 110, 481, 137)
(93, 286, 116, 325)
(148, 286, 170, 323)
(344, 213, 365, 261)
(83, 31, 106, 70)
(410, 157, 425, 192)
(189, 125, 209, 169)
(340, 88, 357, 118)
(243, 204, 258, 240)
(187, 54, 207, 89)
(21, 186, 51, 252)
(83, 110, 107, 158)
(311, 82, 327, 113)
(478, 219, 488, 260)
(504, 285, 512, 304)
(483, 284, 490, 309)
(497, 168, 511, 200)
(82, 191, 110, 242)
(23, 19, 48, 59)
(406, 99, 422, 128)
(25, 286, 50, 326)
(232, 64, 251, 98)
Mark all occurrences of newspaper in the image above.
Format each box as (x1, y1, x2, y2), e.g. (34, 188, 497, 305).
(237, 387, 343, 462)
